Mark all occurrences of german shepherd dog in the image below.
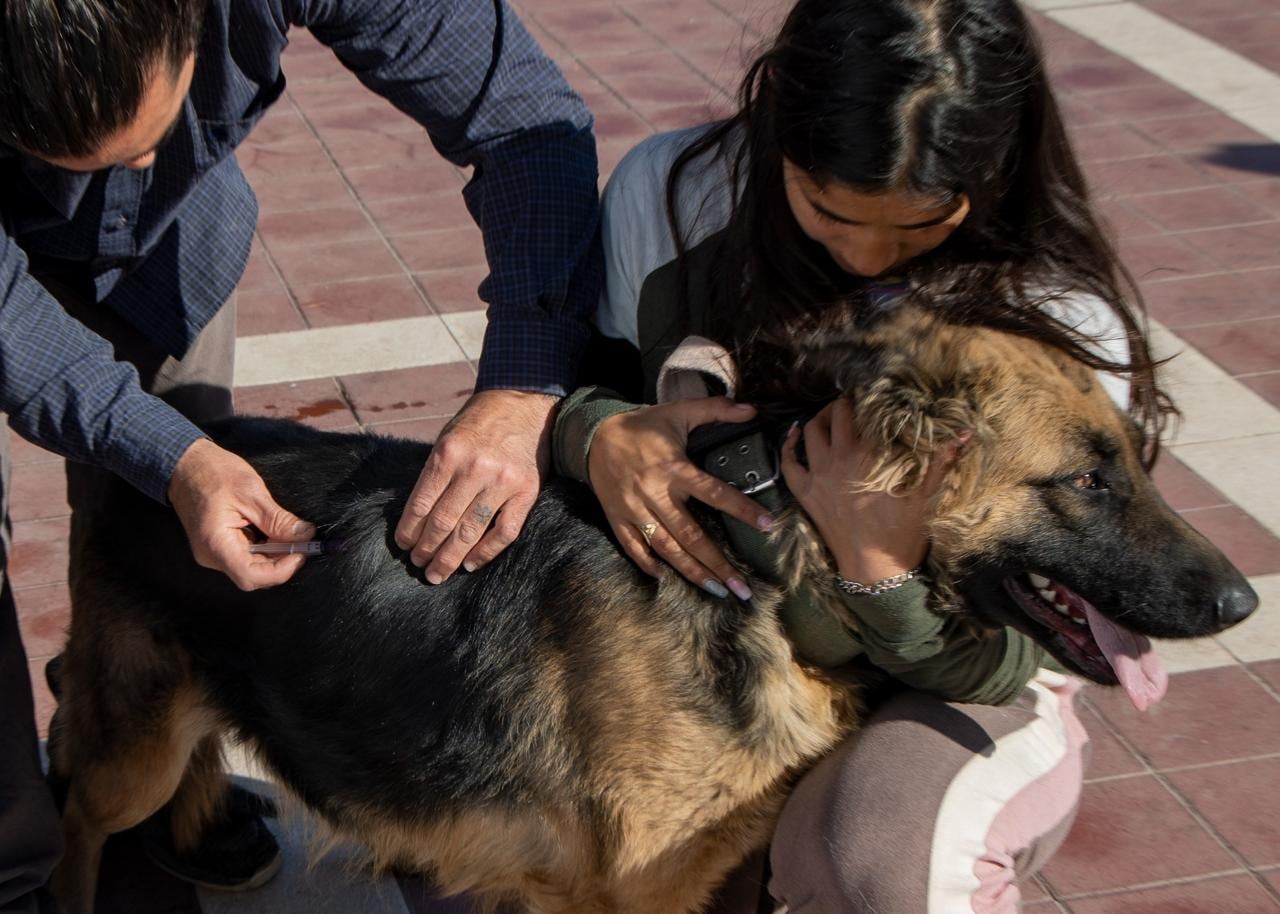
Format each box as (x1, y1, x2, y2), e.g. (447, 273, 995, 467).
(49, 306, 1258, 914)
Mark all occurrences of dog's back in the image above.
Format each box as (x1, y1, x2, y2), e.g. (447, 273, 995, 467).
(57, 417, 850, 912)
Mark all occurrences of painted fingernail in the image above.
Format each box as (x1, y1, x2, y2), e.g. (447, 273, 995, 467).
(463, 561, 477, 573)
(727, 578, 753, 601)
(703, 580, 730, 599)
(426, 570, 443, 585)
(758, 514, 775, 531)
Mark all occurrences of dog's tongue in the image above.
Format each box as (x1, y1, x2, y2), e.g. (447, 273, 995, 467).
(1084, 604, 1168, 711)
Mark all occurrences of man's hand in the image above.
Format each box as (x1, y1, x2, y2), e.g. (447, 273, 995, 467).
(394, 389, 557, 583)
(168, 438, 317, 591)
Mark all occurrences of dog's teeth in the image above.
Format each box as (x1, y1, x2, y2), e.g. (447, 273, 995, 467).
(1039, 588, 1058, 605)
(1029, 573, 1051, 589)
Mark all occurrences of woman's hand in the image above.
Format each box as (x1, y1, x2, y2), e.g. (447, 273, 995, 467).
(588, 397, 774, 599)
(781, 399, 961, 585)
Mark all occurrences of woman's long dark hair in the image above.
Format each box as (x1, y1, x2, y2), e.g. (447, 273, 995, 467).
(666, 0, 1173, 465)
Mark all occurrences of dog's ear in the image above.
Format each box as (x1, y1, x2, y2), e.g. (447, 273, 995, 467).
(850, 352, 986, 497)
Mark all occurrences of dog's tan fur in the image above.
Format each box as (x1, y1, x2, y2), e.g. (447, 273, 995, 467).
(50, 307, 1242, 914)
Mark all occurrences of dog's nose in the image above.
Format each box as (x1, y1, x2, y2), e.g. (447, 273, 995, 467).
(1216, 582, 1259, 628)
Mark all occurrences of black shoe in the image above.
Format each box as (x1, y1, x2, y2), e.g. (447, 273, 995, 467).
(139, 785, 283, 891)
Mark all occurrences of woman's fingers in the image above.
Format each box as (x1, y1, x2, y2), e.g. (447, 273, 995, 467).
(682, 466, 774, 533)
(780, 421, 807, 492)
(612, 518, 663, 579)
(646, 498, 751, 600)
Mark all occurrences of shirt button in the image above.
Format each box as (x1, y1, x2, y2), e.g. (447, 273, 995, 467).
(117, 214, 129, 228)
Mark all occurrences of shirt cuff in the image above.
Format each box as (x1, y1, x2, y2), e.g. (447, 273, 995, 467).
(99, 394, 207, 503)
(474, 315, 591, 397)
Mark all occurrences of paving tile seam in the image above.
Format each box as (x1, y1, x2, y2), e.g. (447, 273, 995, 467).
(1077, 694, 1275, 881)
(248, 230, 311, 324)
(1163, 317, 1280, 334)
(279, 93, 471, 349)
(1237, 659, 1280, 704)
(521, 22, 714, 135)
(1051, 867, 1277, 903)
(1084, 750, 1280, 784)
(609, 5, 749, 101)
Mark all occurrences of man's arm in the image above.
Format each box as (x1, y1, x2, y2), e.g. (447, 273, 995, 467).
(0, 232, 314, 589)
(0, 232, 202, 500)
(286, 0, 602, 395)
(286, 0, 604, 581)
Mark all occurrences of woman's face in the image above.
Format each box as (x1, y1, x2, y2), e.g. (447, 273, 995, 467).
(782, 159, 970, 279)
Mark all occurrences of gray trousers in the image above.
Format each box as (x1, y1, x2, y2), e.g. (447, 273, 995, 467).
(0, 272, 234, 914)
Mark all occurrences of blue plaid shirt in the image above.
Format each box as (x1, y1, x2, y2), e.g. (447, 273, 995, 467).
(0, 0, 601, 502)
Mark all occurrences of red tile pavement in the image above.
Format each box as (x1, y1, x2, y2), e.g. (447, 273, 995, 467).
(235, 286, 306, 336)
(1150, 453, 1230, 512)
(1167, 757, 1280, 867)
(1078, 705, 1147, 781)
(1243, 372, 1280, 411)
(292, 274, 432, 327)
(14, 582, 70, 662)
(1084, 667, 1280, 770)
(235, 379, 359, 429)
(1140, 273, 1279, 329)
(10, 517, 70, 591)
(1136, 0, 1280, 81)
(1178, 316, 1280, 376)
(1066, 874, 1280, 913)
(341, 362, 477, 426)
(1178, 506, 1280, 578)
(1040, 774, 1238, 896)
(8, 460, 69, 523)
(9, 1, 1280, 909)
(1250, 659, 1280, 693)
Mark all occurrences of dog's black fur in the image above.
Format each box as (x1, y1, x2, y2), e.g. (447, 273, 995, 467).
(51, 307, 1260, 914)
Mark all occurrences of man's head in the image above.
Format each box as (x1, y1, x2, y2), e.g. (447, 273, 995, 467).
(0, 0, 205, 168)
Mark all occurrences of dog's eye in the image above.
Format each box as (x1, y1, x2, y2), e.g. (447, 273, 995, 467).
(1071, 471, 1107, 491)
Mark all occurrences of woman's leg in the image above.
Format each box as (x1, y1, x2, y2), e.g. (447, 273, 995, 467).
(769, 670, 1088, 914)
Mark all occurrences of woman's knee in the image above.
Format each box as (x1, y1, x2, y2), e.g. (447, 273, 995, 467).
(769, 677, 1086, 913)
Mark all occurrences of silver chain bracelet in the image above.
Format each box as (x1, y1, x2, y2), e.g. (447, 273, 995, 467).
(834, 565, 925, 596)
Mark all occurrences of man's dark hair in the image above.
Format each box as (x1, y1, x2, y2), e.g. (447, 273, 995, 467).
(0, 0, 206, 158)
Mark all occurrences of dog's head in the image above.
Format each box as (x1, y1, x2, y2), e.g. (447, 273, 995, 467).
(775, 306, 1258, 710)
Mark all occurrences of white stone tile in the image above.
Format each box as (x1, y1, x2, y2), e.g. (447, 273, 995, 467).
(235, 316, 468, 387)
(1152, 635, 1240, 674)
(1148, 322, 1280, 446)
(1229, 104, 1280, 143)
(1172, 435, 1280, 537)
(441, 310, 488, 362)
(1048, 4, 1280, 133)
(1214, 574, 1280, 663)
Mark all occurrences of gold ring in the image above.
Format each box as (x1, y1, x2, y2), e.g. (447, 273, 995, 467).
(639, 522, 658, 546)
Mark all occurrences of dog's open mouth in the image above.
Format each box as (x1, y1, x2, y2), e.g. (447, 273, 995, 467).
(1003, 574, 1168, 711)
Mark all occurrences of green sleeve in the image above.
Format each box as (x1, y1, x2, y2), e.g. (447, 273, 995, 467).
(552, 385, 643, 486)
(844, 581, 1048, 705)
